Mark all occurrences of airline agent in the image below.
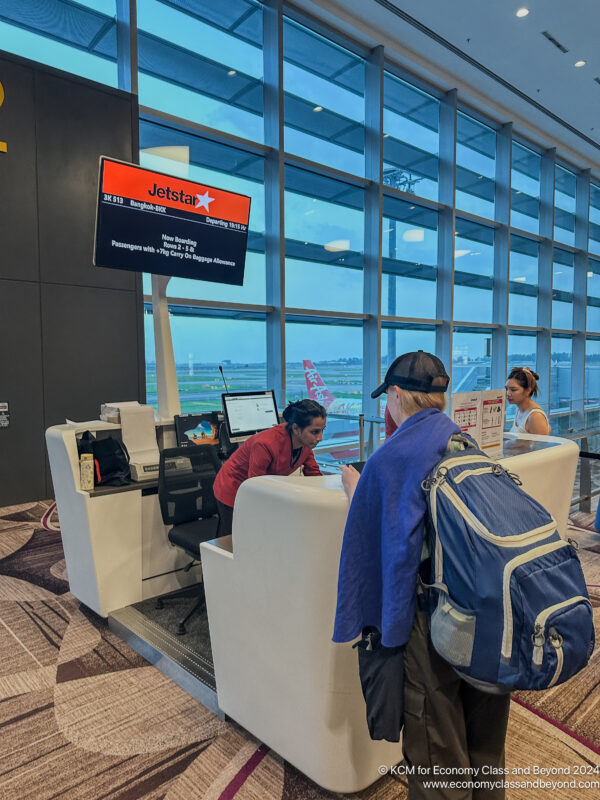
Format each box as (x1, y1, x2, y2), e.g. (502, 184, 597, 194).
(213, 399, 326, 536)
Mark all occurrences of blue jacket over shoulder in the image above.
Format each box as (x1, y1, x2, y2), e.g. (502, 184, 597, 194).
(333, 407, 460, 648)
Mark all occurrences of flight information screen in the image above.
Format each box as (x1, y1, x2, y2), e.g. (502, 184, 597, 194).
(222, 391, 280, 441)
(94, 157, 251, 285)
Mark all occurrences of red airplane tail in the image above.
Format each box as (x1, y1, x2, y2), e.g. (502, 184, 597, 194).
(303, 360, 336, 408)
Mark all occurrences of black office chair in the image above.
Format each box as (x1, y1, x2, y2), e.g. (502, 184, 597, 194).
(157, 444, 222, 635)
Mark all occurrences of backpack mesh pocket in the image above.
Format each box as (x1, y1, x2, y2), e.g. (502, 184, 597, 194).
(430, 592, 476, 667)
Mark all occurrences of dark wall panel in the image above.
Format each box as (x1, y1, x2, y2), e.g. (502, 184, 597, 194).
(0, 279, 46, 505)
(42, 283, 142, 427)
(0, 58, 39, 282)
(36, 71, 136, 291)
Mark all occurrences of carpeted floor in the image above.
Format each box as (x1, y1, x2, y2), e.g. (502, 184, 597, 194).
(0, 500, 599, 799)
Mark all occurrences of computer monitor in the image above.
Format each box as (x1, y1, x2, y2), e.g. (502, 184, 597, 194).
(222, 390, 280, 443)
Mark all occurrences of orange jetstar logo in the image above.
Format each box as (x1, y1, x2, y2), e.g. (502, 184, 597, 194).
(101, 159, 250, 225)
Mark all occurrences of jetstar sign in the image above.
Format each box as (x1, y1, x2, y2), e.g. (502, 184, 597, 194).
(101, 159, 250, 225)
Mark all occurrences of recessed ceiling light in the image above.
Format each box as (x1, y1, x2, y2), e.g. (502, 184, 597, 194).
(313, 105, 323, 112)
(227, 69, 236, 76)
(515, 276, 527, 282)
(575, 60, 586, 68)
(324, 239, 350, 252)
(402, 229, 425, 242)
(516, 8, 529, 18)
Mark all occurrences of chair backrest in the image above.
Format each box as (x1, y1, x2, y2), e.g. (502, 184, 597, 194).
(158, 445, 221, 527)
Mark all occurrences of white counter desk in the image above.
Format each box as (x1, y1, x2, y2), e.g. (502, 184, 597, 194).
(200, 433, 579, 793)
(46, 420, 203, 617)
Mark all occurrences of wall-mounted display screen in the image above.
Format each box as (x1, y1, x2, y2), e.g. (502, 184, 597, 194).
(222, 391, 280, 442)
(93, 157, 251, 285)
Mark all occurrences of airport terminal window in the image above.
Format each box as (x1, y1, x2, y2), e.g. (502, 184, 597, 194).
(284, 167, 364, 313)
(453, 219, 494, 323)
(585, 338, 600, 408)
(285, 320, 362, 444)
(144, 310, 266, 413)
(383, 73, 439, 203)
(551, 335, 573, 413)
(139, 122, 266, 304)
(283, 17, 365, 175)
(590, 184, 600, 256)
(554, 165, 576, 248)
(381, 326, 436, 377)
(0, 0, 118, 86)
(511, 142, 540, 235)
(507, 332, 538, 420)
(509, 236, 539, 326)
(587, 259, 600, 332)
(455, 112, 495, 219)
(552, 249, 574, 330)
(381, 197, 438, 319)
(137, 0, 264, 141)
(452, 329, 492, 393)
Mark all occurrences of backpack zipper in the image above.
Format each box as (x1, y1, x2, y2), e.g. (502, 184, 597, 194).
(500, 540, 569, 660)
(548, 629, 564, 688)
(531, 595, 589, 666)
(437, 483, 556, 546)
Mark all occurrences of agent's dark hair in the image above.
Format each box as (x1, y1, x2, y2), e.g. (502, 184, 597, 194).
(282, 399, 326, 431)
(508, 367, 540, 397)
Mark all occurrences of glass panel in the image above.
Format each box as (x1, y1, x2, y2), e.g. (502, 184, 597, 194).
(507, 333, 538, 423)
(138, 0, 264, 141)
(0, 0, 118, 86)
(381, 198, 438, 318)
(509, 236, 539, 326)
(285, 321, 363, 453)
(284, 167, 364, 312)
(590, 184, 600, 256)
(554, 165, 576, 247)
(550, 336, 572, 412)
(145, 310, 266, 413)
(552, 249, 574, 329)
(139, 120, 266, 304)
(453, 220, 494, 323)
(380, 326, 437, 417)
(383, 73, 439, 202)
(456, 113, 495, 218)
(585, 338, 600, 408)
(452, 329, 492, 393)
(283, 17, 364, 174)
(587, 258, 600, 332)
(511, 142, 540, 234)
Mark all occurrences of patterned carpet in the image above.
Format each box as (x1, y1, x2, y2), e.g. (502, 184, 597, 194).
(0, 501, 599, 800)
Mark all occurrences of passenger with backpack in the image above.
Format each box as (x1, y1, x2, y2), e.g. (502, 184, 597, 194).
(334, 351, 594, 797)
(334, 352, 511, 799)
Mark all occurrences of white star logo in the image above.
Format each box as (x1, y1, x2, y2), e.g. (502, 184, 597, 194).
(195, 191, 215, 212)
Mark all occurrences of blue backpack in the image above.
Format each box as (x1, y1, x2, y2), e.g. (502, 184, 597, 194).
(421, 435, 595, 693)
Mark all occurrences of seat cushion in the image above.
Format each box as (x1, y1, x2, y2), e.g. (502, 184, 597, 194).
(168, 516, 220, 558)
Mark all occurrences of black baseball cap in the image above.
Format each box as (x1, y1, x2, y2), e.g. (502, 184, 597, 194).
(371, 350, 450, 398)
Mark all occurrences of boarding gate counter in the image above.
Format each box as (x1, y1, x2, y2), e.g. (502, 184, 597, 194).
(200, 432, 579, 792)
(46, 424, 579, 792)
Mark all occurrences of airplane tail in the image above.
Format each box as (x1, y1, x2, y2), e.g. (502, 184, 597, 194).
(303, 360, 336, 408)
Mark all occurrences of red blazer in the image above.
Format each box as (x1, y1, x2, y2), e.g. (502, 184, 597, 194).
(213, 423, 322, 507)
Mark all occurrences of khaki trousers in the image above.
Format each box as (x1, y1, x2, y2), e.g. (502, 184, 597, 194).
(403, 609, 510, 800)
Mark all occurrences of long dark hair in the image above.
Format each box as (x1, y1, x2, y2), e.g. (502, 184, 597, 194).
(508, 367, 540, 397)
(282, 399, 326, 431)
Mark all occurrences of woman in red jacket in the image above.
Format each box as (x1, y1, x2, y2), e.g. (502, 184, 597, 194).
(213, 399, 326, 535)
